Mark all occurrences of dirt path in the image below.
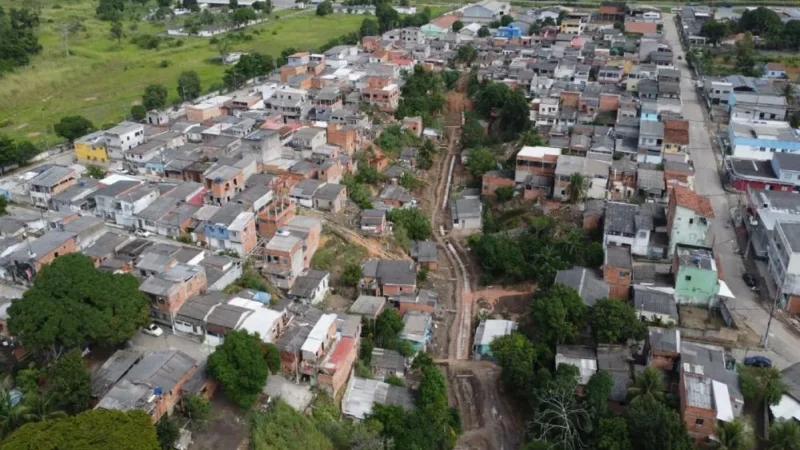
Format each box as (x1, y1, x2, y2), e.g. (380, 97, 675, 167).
(429, 78, 524, 450)
(298, 210, 409, 261)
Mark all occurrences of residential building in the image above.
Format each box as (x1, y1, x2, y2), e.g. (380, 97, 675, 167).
(647, 326, 681, 370)
(450, 198, 482, 230)
(350, 295, 386, 319)
(93, 349, 198, 422)
(360, 209, 387, 235)
(410, 241, 438, 271)
(400, 310, 431, 352)
(312, 183, 347, 213)
(360, 259, 416, 296)
(728, 119, 800, 160)
(672, 245, 721, 306)
(140, 263, 207, 327)
(633, 285, 679, 325)
(481, 170, 515, 198)
(667, 186, 714, 256)
(287, 270, 330, 305)
(204, 165, 244, 205)
(361, 76, 399, 113)
(0, 231, 78, 284)
(341, 376, 414, 420)
(555, 267, 610, 307)
(555, 345, 597, 385)
(379, 185, 414, 209)
(515, 146, 560, 199)
(763, 62, 787, 79)
(29, 166, 77, 208)
(604, 246, 632, 300)
(74, 131, 109, 163)
(725, 157, 796, 193)
(766, 221, 800, 313)
(104, 122, 145, 160)
(202, 204, 257, 256)
(638, 120, 665, 164)
(371, 348, 406, 380)
(664, 120, 689, 154)
(460, 0, 510, 25)
(729, 92, 787, 121)
(262, 233, 304, 290)
(553, 155, 610, 201)
(49, 178, 99, 212)
(472, 319, 516, 360)
(771, 363, 800, 421)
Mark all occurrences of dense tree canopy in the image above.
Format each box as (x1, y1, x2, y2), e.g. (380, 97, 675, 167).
(700, 19, 729, 46)
(251, 400, 334, 450)
(740, 365, 786, 406)
(530, 285, 586, 346)
(49, 349, 91, 415)
(0, 409, 159, 450)
(316, 1, 333, 16)
(388, 208, 431, 241)
(224, 52, 275, 89)
(395, 66, 446, 127)
(142, 84, 168, 111)
(588, 298, 646, 344)
(0, 135, 40, 169)
(625, 396, 693, 450)
(208, 330, 269, 408)
(360, 17, 379, 36)
(7, 253, 150, 357)
(177, 70, 202, 101)
(465, 147, 497, 179)
(54, 116, 94, 143)
(0, 7, 42, 75)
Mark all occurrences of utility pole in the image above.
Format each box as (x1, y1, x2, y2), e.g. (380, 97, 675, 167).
(762, 284, 783, 348)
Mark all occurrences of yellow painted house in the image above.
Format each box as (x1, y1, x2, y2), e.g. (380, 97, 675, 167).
(74, 131, 109, 163)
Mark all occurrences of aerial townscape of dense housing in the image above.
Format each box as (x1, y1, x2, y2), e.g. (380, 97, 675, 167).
(7, 0, 800, 449)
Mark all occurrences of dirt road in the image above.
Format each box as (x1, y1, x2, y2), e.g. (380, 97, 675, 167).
(430, 80, 524, 450)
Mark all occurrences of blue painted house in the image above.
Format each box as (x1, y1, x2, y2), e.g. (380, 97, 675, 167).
(472, 319, 516, 360)
(400, 311, 432, 353)
(495, 24, 522, 38)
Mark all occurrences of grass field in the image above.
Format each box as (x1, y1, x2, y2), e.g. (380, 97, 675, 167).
(0, 0, 368, 145)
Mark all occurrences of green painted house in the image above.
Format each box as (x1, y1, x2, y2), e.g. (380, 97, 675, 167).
(672, 244, 720, 306)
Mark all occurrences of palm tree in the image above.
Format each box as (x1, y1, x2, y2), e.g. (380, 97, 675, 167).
(716, 420, 754, 450)
(628, 366, 665, 404)
(0, 390, 29, 437)
(767, 419, 800, 450)
(565, 172, 586, 203)
(23, 392, 66, 423)
(557, 229, 584, 261)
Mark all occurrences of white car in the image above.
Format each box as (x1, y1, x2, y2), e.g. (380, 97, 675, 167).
(135, 229, 153, 238)
(142, 324, 163, 337)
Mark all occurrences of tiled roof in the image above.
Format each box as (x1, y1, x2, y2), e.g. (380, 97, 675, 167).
(663, 120, 689, 145)
(672, 186, 714, 218)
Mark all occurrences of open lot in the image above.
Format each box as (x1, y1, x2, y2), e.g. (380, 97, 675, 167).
(0, 0, 367, 144)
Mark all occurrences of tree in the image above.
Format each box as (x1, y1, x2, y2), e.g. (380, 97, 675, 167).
(0, 389, 29, 438)
(735, 32, 756, 76)
(495, 185, 514, 202)
(0, 409, 159, 450)
(740, 366, 786, 406)
(490, 333, 539, 409)
(183, 0, 200, 11)
(0, 136, 39, 168)
(232, 7, 256, 25)
(530, 285, 586, 346)
(208, 330, 268, 408)
(529, 377, 588, 450)
(594, 417, 631, 450)
(156, 416, 180, 450)
(767, 419, 800, 450)
(340, 262, 363, 287)
(374, 309, 404, 348)
(229, 0, 239, 8)
(109, 20, 123, 43)
(376, 3, 400, 33)
(7, 254, 150, 359)
(49, 349, 91, 415)
(316, 1, 333, 16)
(452, 20, 463, 32)
(739, 7, 782, 37)
(130, 104, 147, 121)
(0, 7, 42, 75)
(84, 165, 106, 179)
(142, 84, 168, 111)
(251, 401, 334, 450)
(177, 70, 202, 101)
(454, 43, 478, 66)
(700, 19, 729, 46)
(461, 115, 488, 149)
(625, 396, 693, 450)
(54, 116, 94, 143)
(583, 371, 613, 421)
(389, 208, 431, 240)
(477, 26, 490, 37)
(588, 298, 646, 344)
(716, 420, 754, 450)
(360, 17, 379, 36)
(565, 172, 586, 203)
(183, 393, 211, 423)
(628, 366, 665, 404)
(260, 342, 280, 375)
(96, 0, 125, 21)
(500, 14, 513, 27)
(465, 147, 497, 179)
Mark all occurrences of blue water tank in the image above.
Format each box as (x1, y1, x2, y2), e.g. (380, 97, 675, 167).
(154, 386, 163, 396)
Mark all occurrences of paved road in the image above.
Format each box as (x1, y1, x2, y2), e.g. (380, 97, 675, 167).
(663, 14, 800, 367)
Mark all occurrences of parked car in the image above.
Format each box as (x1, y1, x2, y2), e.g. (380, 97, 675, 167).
(744, 355, 772, 368)
(135, 229, 153, 238)
(742, 273, 759, 289)
(142, 324, 163, 337)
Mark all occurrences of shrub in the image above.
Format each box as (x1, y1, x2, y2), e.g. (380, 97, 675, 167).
(159, 59, 170, 68)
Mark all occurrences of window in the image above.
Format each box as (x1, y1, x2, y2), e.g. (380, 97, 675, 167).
(689, 218, 694, 225)
(695, 418, 704, 426)
(685, 275, 692, 281)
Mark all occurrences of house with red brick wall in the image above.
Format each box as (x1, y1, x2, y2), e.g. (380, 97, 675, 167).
(603, 246, 632, 300)
(257, 197, 296, 239)
(327, 124, 358, 155)
(140, 263, 207, 328)
(647, 327, 681, 370)
(317, 336, 358, 396)
(482, 170, 515, 197)
(360, 259, 417, 296)
(679, 364, 725, 443)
